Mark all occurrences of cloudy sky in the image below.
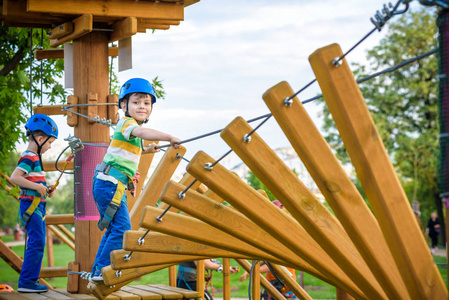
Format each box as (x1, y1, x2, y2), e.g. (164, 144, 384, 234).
(32, 0, 427, 174)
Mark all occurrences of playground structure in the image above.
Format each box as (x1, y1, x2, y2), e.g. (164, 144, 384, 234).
(1, 0, 449, 299)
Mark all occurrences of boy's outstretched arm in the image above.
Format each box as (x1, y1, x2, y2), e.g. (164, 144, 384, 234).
(10, 169, 49, 197)
(132, 127, 181, 148)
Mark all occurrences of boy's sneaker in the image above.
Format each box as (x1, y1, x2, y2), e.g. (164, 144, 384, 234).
(18, 282, 48, 293)
(89, 271, 104, 283)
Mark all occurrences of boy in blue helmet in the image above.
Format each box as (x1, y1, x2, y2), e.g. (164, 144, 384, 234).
(10, 114, 58, 293)
(90, 78, 181, 283)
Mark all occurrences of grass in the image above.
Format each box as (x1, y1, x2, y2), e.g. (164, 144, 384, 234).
(0, 234, 447, 300)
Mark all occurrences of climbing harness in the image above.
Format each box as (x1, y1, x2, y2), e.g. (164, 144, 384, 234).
(19, 196, 44, 226)
(94, 163, 130, 231)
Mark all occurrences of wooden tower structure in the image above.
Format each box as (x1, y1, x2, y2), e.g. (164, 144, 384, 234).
(0, 0, 199, 294)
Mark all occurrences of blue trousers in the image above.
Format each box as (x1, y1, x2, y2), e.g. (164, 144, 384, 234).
(19, 200, 46, 287)
(92, 175, 130, 274)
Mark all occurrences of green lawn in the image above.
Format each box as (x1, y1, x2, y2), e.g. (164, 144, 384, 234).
(0, 235, 447, 299)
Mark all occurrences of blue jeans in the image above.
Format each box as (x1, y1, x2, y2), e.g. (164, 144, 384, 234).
(92, 175, 130, 274)
(19, 200, 46, 287)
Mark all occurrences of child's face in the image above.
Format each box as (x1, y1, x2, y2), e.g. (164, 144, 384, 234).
(124, 93, 153, 122)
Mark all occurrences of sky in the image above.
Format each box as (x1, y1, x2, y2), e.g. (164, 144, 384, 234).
(23, 0, 426, 176)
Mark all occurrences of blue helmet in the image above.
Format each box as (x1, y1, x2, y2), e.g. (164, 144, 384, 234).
(118, 78, 157, 108)
(25, 114, 58, 139)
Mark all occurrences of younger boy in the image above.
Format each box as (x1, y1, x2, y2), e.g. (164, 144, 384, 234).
(10, 113, 58, 293)
(90, 78, 181, 282)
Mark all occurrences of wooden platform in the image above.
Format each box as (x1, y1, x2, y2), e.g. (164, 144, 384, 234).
(0, 285, 201, 300)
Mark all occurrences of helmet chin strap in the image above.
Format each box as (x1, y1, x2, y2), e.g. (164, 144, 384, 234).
(30, 133, 51, 171)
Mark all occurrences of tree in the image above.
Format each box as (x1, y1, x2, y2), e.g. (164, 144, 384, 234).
(0, 26, 65, 171)
(319, 8, 441, 240)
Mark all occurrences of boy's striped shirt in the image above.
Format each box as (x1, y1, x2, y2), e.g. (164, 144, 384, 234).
(103, 117, 142, 178)
(16, 151, 47, 202)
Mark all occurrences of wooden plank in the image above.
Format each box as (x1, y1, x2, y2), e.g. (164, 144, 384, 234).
(138, 19, 181, 26)
(270, 264, 312, 300)
(137, 24, 170, 31)
(149, 284, 201, 299)
(126, 140, 158, 210)
(129, 146, 186, 230)
(185, 152, 366, 299)
(262, 80, 409, 299)
(138, 208, 323, 272)
(109, 17, 137, 42)
(28, 0, 184, 20)
(111, 250, 209, 270)
(251, 260, 260, 300)
(2, 0, 66, 27)
(160, 181, 324, 279)
(309, 43, 448, 299)
(39, 265, 68, 278)
(50, 21, 74, 39)
(236, 259, 284, 300)
(45, 214, 74, 225)
(158, 172, 202, 212)
(34, 48, 118, 60)
(102, 264, 170, 286)
(33, 105, 65, 115)
(123, 232, 250, 258)
(87, 92, 98, 124)
(88, 280, 133, 300)
(67, 95, 78, 127)
(55, 289, 96, 299)
(39, 290, 73, 300)
(223, 258, 231, 300)
(107, 94, 119, 125)
(220, 119, 385, 299)
(0, 291, 29, 300)
(110, 290, 140, 300)
(35, 49, 64, 60)
(67, 262, 80, 293)
(50, 14, 93, 48)
(169, 265, 177, 287)
(121, 286, 163, 300)
(132, 285, 183, 300)
(196, 260, 205, 299)
(47, 225, 75, 250)
(42, 160, 74, 172)
(0, 238, 22, 273)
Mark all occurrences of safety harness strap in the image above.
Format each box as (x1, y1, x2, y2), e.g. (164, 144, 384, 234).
(21, 197, 44, 226)
(95, 163, 130, 185)
(97, 181, 126, 231)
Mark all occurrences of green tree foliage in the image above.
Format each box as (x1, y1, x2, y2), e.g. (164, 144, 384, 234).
(0, 26, 65, 171)
(319, 8, 439, 225)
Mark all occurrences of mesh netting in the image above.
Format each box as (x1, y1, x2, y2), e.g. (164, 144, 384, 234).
(438, 11, 449, 198)
(74, 143, 108, 220)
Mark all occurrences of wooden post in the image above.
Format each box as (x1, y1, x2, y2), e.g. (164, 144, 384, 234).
(262, 81, 408, 299)
(309, 43, 448, 299)
(169, 265, 177, 287)
(73, 30, 109, 294)
(252, 261, 260, 300)
(46, 226, 54, 281)
(222, 258, 231, 300)
(197, 260, 205, 299)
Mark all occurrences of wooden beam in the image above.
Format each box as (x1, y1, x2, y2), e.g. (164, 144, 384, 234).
(45, 214, 74, 225)
(39, 266, 69, 278)
(220, 118, 386, 299)
(33, 105, 65, 116)
(48, 225, 75, 250)
(34, 47, 118, 60)
(49, 21, 74, 39)
(149, 284, 201, 299)
(28, 0, 184, 20)
(186, 151, 366, 299)
(309, 43, 448, 299)
(110, 250, 209, 270)
(41, 160, 74, 172)
(129, 146, 186, 230)
(262, 81, 409, 299)
(2, 0, 66, 27)
(102, 264, 170, 286)
(139, 207, 323, 272)
(123, 232, 250, 258)
(67, 95, 78, 127)
(137, 24, 170, 31)
(138, 19, 181, 26)
(109, 17, 137, 42)
(50, 14, 93, 48)
(160, 181, 324, 279)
